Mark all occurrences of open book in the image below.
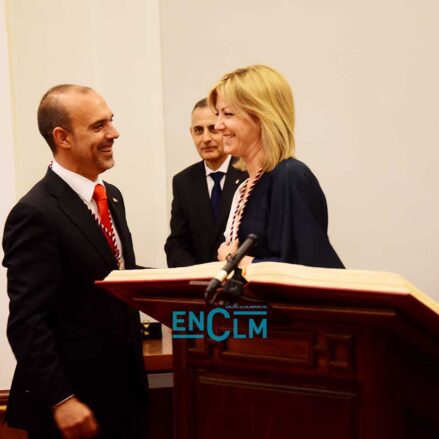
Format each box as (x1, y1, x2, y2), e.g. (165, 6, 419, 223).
(102, 261, 438, 314)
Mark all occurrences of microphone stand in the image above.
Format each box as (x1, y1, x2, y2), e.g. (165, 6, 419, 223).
(205, 234, 258, 305)
(205, 267, 246, 305)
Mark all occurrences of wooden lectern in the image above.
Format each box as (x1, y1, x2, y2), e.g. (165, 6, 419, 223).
(97, 271, 439, 439)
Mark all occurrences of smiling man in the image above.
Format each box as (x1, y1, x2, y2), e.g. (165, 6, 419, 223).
(164, 98, 247, 267)
(3, 85, 148, 438)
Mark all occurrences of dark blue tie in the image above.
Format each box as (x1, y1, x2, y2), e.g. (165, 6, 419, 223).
(209, 171, 225, 218)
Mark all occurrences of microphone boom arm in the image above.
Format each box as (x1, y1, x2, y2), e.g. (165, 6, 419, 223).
(204, 234, 258, 304)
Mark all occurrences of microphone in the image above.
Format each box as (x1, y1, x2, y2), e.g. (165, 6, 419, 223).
(205, 234, 258, 300)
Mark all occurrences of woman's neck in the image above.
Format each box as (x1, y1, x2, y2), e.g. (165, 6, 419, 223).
(244, 145, 265, 178)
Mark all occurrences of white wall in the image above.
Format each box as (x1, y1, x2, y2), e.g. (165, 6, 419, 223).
(0, 0, 18, 389)
(6, 0, 168, 268)
(160, 0, 439, 299)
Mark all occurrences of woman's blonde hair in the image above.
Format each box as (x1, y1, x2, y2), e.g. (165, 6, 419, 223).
(208, 65, 295, 172)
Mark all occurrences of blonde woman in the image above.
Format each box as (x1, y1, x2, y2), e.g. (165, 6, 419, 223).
(208, 65, 343, 268)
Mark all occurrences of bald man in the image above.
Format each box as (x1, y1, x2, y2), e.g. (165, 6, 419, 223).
(3, 85, 148, 438)
(165, 98, 247, 267)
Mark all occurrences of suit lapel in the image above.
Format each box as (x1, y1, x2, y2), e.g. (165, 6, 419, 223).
(45, 171, 118, 269)
(192, 162, 215, 231)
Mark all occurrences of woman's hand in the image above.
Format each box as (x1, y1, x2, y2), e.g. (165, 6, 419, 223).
(217, 240, 239, 261)
(238, 255, 254, 268)
(218, 241, 254, 267)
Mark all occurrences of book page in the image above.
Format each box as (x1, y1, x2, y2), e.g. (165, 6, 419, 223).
(244, 262, 413, 293)
(106, 261, 410, 292)
(105, 261, 223, 281)
(244, 262, 439, 314)
(102, 261, 438, 314)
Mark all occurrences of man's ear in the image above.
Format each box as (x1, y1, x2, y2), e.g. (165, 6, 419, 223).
(52, 127, 71, 150)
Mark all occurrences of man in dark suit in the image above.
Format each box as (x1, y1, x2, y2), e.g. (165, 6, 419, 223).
(2, 85, 148, 438)
(165, 98, 247, 267)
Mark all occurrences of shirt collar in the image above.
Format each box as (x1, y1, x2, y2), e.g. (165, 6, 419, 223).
(204, 155, 232, 176)
(51, 160, 104, 203)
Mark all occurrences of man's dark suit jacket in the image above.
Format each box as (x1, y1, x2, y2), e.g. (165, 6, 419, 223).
(165, 159, 247, 267)
(2, 170, 148, 433)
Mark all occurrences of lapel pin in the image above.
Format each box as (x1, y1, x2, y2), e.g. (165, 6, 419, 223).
(235, 179, 240, 184)
(112, 197, 119, 203)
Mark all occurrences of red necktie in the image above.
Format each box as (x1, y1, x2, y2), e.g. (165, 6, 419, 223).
(92, 184, 120, 261)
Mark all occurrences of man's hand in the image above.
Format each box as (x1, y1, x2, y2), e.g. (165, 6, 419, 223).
(53, 397, 99, 439)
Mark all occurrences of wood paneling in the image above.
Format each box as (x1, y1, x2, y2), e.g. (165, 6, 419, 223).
(89, 279, 439, 438)
(0, 390, 27, 439)
(195, 375, 357, 439)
